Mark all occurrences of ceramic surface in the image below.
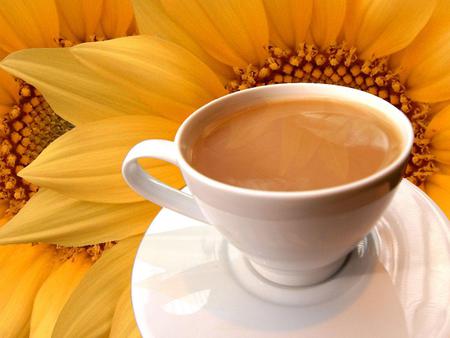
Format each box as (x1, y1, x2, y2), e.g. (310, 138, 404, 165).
(123, 84, 414, 285)
(132, 180, 449, 338)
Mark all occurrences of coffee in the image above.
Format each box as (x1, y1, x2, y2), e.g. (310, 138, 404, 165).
(190, 99, 401, 191)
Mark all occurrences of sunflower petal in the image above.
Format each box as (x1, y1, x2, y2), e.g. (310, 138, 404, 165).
(30, 254, 92, 338)
(411, 76, 450, 104)
(19, 115, 183, 204)
(132, 0, 232, 80)
(133, 0, 190, 45)
(0, 242, 15, 265)
(72, 35, 226, 122)
(52, 236, 141, 338)
(110, 285, 140, 338)
(425, 182, 450, 217)
(431, 100, 450, 115)
(344, 0, 436, 59)
(0, 201, 9, 228)
(392, 1, 450, 103)
(101, 0, 136, 38)
(55, 0, 103, 43)
(427, 174, 450, 191)
(432, 150, 450, 165)
(0, 200, 8, 220)
(437, 164, 450, 175)
(1, 36, 225, 125)
(0, 215, 10, 228)
(0, 244, 57, 338)
(426, 105, 450, 139)
(1, 48, 141, 125)
(263, 0, 313, 50)
(0, 69, 19, 115)
(161, 0, 269, 67)
(310, 0, 346, 49)
(431, 131, 450, 150)
(0, 189, 157, 246)
(0, 0, 59, 59)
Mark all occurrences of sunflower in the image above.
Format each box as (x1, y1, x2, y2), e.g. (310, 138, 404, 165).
(0, 0, 142, 337)
(0, 0, 449, 336)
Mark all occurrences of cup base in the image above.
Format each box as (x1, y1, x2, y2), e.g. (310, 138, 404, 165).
(248, 256, 349, 287)
(226, 238, 375, 306)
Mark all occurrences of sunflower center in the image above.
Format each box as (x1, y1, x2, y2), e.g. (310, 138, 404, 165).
(226, 43, 437, 188)
(55, 242, 116, 262)
(0, 80, 115, 262)
(0, 80, 72, 216)
(0, 35, 128, 261)
(58, 35, 106, 48)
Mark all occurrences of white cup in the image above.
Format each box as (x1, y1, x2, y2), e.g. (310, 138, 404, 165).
(122, 84, 413, 286)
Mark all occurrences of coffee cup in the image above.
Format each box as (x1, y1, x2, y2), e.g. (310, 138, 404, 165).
(122, 84, 413, 286)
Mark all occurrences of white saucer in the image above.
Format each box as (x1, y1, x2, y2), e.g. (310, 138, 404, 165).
(131, 180, 449, 338)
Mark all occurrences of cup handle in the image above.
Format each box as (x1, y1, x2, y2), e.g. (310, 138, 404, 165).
(122, 140, 207, 222)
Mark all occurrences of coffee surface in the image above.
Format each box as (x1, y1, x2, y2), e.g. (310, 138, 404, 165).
(190, 99, 401, 191)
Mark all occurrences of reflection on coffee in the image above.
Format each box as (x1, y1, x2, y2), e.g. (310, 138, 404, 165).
(190, 99, 401, 191)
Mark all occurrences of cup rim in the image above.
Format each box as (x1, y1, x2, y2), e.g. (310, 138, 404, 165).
(175, 83, 414, 199)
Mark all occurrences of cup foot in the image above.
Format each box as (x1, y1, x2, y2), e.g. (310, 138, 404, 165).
(226, 237, 376, 306)
(248, 256, 349, 287)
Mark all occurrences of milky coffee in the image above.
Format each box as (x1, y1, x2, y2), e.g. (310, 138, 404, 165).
(190, 99, 401, 191)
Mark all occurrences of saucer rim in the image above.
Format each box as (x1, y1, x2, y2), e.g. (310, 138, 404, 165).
(131, 179, 449, 337)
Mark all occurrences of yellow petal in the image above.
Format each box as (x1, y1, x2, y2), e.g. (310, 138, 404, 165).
(30, 254, 93, 338)
(132, 0, 232, 80)
(0, 189, 157, 246)
(55, 0, 103, 43)
(0, 69, 19, 115)
(0, 208, 10, 227)
(0, 201, 9, 228)
(437, 164, 450, 175)
(101, 0, 136, 38)
(263, 0, 313, 50)
(310, 0, 346, 49)
(425, 182, 450, 217)
(431, 131, 450, 151)
(0, 244, 57, 338)
(0, 243, 16, 265)
(0, 0, 59, 58)
(344, 0, 436, 59)
(20, 115, 183, 204)
(1, 36, 226, 125)
(52, 236, 141, 338)
(1, 47, 140, 125)
(427, 173, 450, 191)
(0, 215, 10, 228)
(432, 150, 450, 165)
(161, 0, 269, 67)
(392, 1, 450, 103)
(426, 104, 450, 139)
(72, 36, 226, 123)
(110, 285, 140, 338)
(431, 100, 450, 115)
